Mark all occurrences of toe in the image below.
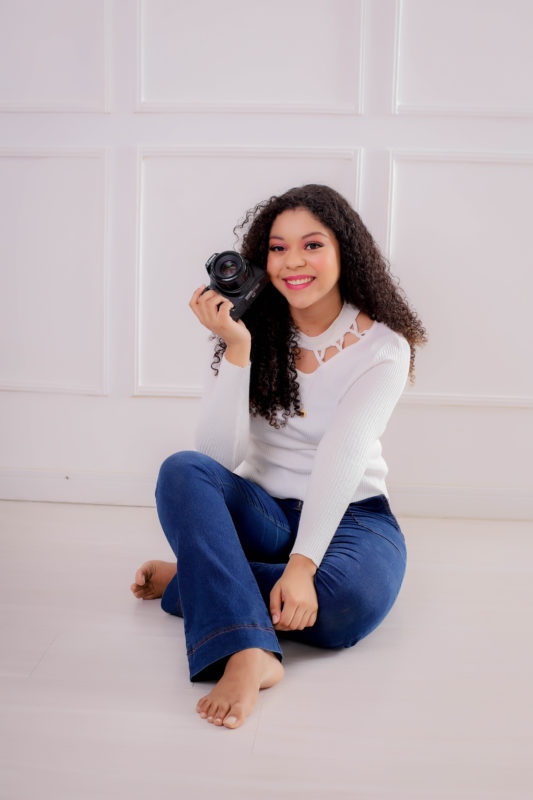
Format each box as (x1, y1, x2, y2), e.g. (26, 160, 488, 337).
(211, 701, 229, 726)
(223, 704, 245, 729)
(216, 700, 231, 721)
(196, 697, 209, 716)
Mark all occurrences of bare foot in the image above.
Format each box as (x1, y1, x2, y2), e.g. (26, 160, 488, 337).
(130, 560, 177, 599)
(196, 647, 284, 730)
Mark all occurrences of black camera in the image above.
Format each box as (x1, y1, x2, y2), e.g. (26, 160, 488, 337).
(204, 251, 269, 321)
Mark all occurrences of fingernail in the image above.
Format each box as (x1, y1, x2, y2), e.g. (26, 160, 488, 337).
(225, 716, 237, 726)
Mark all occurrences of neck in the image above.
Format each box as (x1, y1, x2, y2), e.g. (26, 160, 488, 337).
(290, 295, 344, 337)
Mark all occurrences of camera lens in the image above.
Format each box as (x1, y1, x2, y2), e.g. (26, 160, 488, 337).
(212, 251, 249, 292)
(220, 260, 239, 278)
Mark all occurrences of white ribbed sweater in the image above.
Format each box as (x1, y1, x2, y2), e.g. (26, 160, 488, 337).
(195, 308, 410, 567)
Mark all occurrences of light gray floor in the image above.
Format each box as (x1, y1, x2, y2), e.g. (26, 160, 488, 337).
(1, 500, 532, 800)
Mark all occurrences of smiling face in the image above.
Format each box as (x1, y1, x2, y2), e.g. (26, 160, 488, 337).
(266, 207, 342, 326)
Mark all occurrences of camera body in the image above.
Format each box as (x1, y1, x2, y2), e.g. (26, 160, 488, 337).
(204, 250, 269, 321)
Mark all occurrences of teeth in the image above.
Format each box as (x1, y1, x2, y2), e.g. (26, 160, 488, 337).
(286, 277, 314, 286)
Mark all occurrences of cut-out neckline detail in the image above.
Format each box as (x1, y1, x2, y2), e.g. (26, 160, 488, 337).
(294, 303, 374, 375)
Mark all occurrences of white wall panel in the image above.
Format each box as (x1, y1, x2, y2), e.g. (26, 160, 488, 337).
(139, 0, 363, 112)
(389, 153, 533, 400)
(0, 0, 109, 111)
(395, 0, 533, 115)
(0, 151, 108, 394)
(136, 148, 359, 395)
(1, 0, 531, 519)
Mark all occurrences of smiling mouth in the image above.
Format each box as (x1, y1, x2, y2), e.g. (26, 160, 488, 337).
(283, 277, 315, 288)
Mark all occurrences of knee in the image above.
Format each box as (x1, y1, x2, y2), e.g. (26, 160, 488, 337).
(156, 450, 216, 497)
(311, 574, 398, 649)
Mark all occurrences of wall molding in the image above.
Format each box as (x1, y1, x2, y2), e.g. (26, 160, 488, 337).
(134, 145, 361, 398)
(2, 468, 531, 520)
(392, 0, 533, 119)
(400, 392, 533, 409)
(130, 387, 533, 408)
(0, 148, 110, 397)
(386, 149, 533, 257)
(134, 384, 202, 399)
(136, 0, 365, 115)
(0, 0, 112, 113)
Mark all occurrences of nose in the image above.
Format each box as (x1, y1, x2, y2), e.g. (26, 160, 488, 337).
(284, 246, 306, 269)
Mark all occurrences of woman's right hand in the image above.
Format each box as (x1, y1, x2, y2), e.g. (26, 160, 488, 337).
(189, 285, 252, 353)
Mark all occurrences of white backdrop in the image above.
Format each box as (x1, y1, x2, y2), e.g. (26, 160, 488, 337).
(1, 0, 532, 519)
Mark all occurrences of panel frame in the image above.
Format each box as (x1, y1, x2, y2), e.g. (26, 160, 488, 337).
(134, 145, 361, 397)
(0, 0, 112, 113)
(392, 0, 533, 118)
(0, 147, 110, 396)
(386, 148, 533, 408)
(136, 0, 366, 115)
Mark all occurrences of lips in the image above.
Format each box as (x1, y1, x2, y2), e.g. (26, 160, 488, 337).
(283, 276, 315, 289)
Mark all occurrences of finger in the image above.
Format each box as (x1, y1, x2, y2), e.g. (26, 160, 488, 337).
(194, 291, 227, 325)
(279, 602, 297, 629)
(207, 296, 234, 319)
(290, 610, 308, 631)
(269, 586, 282, 625)
(300, 612, 314, 630)
(200, 288, 225, 307)
(134, 569, 146, 586)
(190, 284, 207, 304)
(217, 299, 236, 323)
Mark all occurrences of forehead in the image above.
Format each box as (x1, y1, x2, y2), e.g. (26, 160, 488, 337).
(270, 207, 325, 234)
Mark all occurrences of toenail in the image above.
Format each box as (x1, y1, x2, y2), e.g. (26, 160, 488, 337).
(225, 716, 237, 726)
(200, 712, 207, 718)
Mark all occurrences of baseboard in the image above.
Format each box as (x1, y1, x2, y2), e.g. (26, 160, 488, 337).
(388, 485, 533, 521)
(0, 468, 531, 520)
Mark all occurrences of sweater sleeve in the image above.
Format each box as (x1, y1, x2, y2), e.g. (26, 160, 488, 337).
(289, 336, 410, 568)
(194, 354, 251, 471)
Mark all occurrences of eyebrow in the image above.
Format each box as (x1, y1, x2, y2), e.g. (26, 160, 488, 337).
(269, 231, 330, 241)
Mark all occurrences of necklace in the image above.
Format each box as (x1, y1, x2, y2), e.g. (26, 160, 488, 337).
(295, 303, 360, 363)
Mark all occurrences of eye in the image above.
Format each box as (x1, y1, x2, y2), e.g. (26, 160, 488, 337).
(305, 241, 323, 250)
(268, 244, 285, 252)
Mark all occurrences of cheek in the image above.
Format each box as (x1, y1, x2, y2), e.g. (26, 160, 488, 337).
(265, 255, 277, 278)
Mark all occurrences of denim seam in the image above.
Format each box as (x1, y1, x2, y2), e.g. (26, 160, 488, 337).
(187, 622, 277, 657)
(347, 515, 406, 560)
(219, 479, 292, 532)
(351, 510, 402, 534)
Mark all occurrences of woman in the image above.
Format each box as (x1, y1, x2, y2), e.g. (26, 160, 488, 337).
(131, 184, 427, 730)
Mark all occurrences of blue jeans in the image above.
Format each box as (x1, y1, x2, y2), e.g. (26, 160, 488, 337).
(155, 451, 407, 682)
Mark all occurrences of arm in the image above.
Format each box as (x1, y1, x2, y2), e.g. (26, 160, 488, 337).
(290, 336, 411, 569)
(269, 336, 410, 631)
(190, 285, 252, 470)
(194, 351, 251, 470)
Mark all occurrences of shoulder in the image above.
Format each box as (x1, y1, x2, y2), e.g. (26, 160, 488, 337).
(359, 317, 410, 363)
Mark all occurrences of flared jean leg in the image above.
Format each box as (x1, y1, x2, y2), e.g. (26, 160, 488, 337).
(155, 451, 294, 682)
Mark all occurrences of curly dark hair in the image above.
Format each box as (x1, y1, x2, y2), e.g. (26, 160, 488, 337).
(211, 184, 427, 428)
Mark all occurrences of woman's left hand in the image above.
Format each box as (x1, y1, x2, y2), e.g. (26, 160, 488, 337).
(270, 555, 319, 631)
